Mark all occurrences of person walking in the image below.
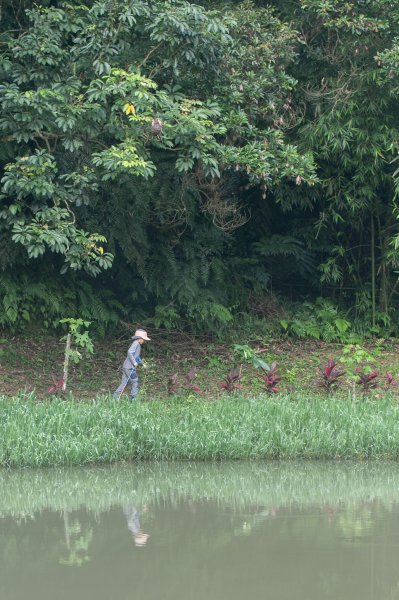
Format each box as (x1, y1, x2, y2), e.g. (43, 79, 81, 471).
(113, 329, 150, 400)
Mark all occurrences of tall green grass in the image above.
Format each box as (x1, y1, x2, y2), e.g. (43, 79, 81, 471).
(1, 393, 399, 466)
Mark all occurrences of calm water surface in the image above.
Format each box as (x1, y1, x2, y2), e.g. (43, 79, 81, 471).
(1, 462, 399, 600)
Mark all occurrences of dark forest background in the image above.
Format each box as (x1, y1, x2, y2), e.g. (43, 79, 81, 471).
(2, 0, 399, 341)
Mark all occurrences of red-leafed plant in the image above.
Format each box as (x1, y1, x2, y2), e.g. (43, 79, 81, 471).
(219, 368, 243, 393)
(48, 374, 64, 394)
(316, 357, 345, 393)
(184, 366, 201, 392)
(355, 368, 379, 394)
(167, 367, 201, 395)
(385, 372, 397, 389)
(259, 361, 281, 393)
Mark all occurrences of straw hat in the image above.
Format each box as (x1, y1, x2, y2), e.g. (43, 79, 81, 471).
(132, 329, 151, 341)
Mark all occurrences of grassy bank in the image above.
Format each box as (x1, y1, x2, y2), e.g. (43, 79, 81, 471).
(2, 393, 399, 466)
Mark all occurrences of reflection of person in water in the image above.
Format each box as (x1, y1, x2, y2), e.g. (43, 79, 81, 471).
(123, 505, 150, 547)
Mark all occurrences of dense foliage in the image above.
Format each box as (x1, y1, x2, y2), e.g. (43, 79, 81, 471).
(1, 0, 399, 336)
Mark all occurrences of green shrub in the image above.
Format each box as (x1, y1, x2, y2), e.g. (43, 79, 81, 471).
(280, 298, 359, 343)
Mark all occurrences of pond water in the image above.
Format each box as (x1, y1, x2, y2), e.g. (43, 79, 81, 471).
(1, 462, 399, 600)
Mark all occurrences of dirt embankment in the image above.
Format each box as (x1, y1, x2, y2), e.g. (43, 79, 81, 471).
(1, 332, 399, 400)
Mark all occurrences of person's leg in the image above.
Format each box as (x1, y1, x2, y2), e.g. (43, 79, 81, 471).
(129, 373, 139, 400)
(113, 368, 131, 400)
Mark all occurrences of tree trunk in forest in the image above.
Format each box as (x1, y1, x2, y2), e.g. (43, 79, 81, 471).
(371, 213, 376, 328)
(62, 333, 71, 392)
(377, 209, 395, 314)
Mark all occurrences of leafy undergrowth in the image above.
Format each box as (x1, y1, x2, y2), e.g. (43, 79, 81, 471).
(1, 332, 399, 401)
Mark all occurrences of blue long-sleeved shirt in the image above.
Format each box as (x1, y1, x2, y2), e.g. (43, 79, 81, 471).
(122, 340, 143, 370)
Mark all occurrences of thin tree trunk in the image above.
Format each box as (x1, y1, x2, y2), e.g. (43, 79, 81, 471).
(376, 209, 392, 314)
(62, 333, 71, 392)
(371, 213, 376, 328)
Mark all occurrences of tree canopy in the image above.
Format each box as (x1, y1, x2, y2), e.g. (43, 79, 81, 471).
(1, 0, 399, 336)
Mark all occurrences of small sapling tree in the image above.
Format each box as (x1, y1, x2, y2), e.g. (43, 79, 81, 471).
(340, 344, 379, 401)
(59, 318, 94, 393)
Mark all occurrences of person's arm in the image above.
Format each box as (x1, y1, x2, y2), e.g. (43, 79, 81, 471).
(134, 343, 144, 366)
(127, 342, 139, 368)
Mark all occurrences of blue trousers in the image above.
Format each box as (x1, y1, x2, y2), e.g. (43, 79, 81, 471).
(114, 367, 139, 400)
